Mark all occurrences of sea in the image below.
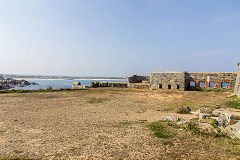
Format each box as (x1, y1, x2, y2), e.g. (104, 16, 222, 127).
(12, 79, 126, 90)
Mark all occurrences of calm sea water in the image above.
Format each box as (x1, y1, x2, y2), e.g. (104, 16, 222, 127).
(12, 79, 126, 90)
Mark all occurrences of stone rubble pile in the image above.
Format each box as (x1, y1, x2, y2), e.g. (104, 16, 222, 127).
(163, 107, 240, 139)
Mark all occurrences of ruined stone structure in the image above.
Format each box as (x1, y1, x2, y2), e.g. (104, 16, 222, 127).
(150, 71, 237, 91)
(234, 63, 240, 98)
(126, 75, 150, 83)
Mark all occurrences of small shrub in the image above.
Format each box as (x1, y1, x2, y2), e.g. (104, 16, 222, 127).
(210, 119, 218, 128)
(12, 150, 23, 154)
(148, 122, 176, 138)
(184, 121, 200, 134)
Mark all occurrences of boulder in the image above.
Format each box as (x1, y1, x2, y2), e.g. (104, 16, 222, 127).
(176, 106, 191, 114)
(226, 121, 240, 139)
(218, 114, 229, 127)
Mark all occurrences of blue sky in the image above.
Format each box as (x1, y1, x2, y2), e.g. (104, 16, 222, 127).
(0, 0, 240, 77)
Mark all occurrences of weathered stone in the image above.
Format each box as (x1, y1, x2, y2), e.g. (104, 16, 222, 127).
(163, 116, 178, 122)
(176, 106, 191, 114)
(199, 113, 211, 121)
(200, 108, 214, 114)
(226, 121, 240, 138)
(218, 114, 228, 127)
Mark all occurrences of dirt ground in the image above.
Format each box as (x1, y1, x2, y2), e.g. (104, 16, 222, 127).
(0, 88, 239, 159)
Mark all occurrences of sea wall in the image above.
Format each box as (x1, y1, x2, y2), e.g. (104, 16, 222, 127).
(150, 72, 186, 90)
(186, 72, 237, 90)
(234, 63, 240, 98)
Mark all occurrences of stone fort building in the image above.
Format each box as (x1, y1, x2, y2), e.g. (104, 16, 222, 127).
(127, 71, 238, 91)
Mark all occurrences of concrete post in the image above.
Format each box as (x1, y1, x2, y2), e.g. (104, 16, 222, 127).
(234, 63, 240, 98)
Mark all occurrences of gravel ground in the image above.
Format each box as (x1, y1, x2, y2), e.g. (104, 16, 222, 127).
(0, 88, 233, 159)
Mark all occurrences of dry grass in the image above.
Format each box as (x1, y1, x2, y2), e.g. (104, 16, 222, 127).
(0, 88, 239, 159)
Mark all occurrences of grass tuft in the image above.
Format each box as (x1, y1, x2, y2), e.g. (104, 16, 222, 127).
(87, 97, 108, 104)
(147, 122, 176, 138)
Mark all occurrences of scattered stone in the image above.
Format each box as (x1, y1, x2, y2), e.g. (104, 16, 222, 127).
(163, 116, 178, 122)
(217, 114, 229, 127)
(200, 108, 214, 114)
(199, 113, 211, 121)
(175, 106, 191, 114)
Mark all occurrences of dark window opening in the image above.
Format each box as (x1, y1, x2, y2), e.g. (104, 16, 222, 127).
(177, 85, 180, 89)
(199, 82, 205, 87)
(159, 84, 162, 89)
(190, 81, 196, 87)
(209, 82, 216, 87)
(168, 85, 171, 89)
(221, 82, 229, 88)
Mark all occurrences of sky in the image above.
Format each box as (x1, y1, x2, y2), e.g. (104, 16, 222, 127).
(0, 0, 240, 77)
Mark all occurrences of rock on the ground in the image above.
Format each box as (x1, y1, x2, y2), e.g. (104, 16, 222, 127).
(226, 121, 240, 138)
(199, 113, 211, 121)
(175, 106, 191, 114)
(163, 116, 178, 122)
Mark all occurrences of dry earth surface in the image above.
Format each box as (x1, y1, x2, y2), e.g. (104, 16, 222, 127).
(0, 88, 240, 159)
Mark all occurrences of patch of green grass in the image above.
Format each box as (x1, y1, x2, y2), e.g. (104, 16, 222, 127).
(87, 97, 108, 104)
(181, 102, 191, 105)
(119, 120, 132, 125)
(0, 88, 86, 94)
(12, 150, 23, 154)
(226, 100, 240, 109)
(163, 105, 176, 111)
(147, 122, 176, 138)
(0, 158, 30, 160)
(162, 140, 174, 146)
(210, 119, 218, 128)
(104, 90, 119, 94)
(139, 120, 147, 123)
(202, 88, 228, 92)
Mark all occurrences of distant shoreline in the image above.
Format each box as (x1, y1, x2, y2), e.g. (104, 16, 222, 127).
(15, 78, 126, 81)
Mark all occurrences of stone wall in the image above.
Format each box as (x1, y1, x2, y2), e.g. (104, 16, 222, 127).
(128, 83, 150, 89)
(90, 82, 128, 88)
(126, 75, 150, 83)
(150, 71, 186, 90)
(234, 63, 240, 98)
(186, 72, 237, 90)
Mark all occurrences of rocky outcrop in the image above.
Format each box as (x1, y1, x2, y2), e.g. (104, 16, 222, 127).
(0, 77, 37, 90)
(234, 63, 240, 98)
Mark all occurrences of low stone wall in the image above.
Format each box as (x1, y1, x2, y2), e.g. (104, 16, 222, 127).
(128, 83, 150, 89)
(234, 63, 240, 98)
(90, 82, 128, 88)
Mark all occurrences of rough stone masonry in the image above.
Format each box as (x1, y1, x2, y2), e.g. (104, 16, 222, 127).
(234, 63, 240, 98)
